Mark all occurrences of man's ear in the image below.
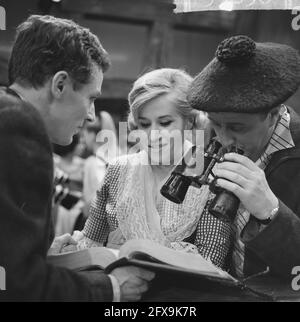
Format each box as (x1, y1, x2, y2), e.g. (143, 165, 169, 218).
(268, 105, 281, 127)
(51, 71, 70, 98)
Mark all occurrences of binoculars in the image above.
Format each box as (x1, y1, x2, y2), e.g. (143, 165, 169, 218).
(160, 140, 244, 223)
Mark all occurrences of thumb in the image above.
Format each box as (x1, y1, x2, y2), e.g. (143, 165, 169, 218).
(57, 233, 78, 246)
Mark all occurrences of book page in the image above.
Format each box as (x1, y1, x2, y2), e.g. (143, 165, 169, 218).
(88, 247, 120, 269)
(119, 239, 233, 280)
(48, 247, 119, 270)
(107, 247, 120, 258)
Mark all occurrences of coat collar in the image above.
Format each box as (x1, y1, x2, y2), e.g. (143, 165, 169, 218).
(288, 106, 300, 147)
(265, 106, 300, 177)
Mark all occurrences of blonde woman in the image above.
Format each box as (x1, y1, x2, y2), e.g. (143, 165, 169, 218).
(74, 68, 231, 268)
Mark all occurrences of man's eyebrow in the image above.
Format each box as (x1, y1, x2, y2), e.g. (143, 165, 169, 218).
(208, 117, 244, 126)
(158, 115, 172, 119)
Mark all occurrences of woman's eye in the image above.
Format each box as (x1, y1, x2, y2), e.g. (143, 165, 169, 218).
(140, 123, 150, 128)
(160, 121, 172, 127)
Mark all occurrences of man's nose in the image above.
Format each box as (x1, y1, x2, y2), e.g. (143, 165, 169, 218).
(217, 128, 235, 148)
(86, 105, 96, 122)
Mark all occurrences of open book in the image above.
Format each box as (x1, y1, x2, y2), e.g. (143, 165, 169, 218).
(47, 239, 241, 287)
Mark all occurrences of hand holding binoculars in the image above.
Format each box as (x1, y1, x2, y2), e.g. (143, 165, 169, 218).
(160, 139, 244, 223)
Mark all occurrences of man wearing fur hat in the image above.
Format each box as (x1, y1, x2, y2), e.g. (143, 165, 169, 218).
(188, 35, 300, 280)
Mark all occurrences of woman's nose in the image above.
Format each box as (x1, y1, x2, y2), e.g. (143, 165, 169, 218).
(148, 123, 161, 137)
(150, 129, 162, 142)
(149, 122, 160, 132)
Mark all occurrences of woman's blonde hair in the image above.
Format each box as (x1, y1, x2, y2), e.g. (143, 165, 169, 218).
(128, 68, 196, 130)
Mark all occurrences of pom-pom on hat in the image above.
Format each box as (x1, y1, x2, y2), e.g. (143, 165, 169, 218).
(188, 35, 300, 113)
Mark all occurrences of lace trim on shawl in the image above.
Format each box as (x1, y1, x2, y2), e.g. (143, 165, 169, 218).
(114, 152, 211, 246)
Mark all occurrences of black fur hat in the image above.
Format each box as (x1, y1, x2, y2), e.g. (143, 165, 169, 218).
(188, 35, 300, 113)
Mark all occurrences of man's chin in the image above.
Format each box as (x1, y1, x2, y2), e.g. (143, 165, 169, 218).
(52, 136, 73, 146)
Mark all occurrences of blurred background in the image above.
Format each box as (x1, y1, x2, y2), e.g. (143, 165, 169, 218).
(1, 0, 300, 117)
(1, 0, 300, 234)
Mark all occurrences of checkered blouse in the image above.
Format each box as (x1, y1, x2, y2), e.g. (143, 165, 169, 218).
(82, 155, 231, 268)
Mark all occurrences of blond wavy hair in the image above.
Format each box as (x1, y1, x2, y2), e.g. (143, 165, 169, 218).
(127, 68, 198, 131)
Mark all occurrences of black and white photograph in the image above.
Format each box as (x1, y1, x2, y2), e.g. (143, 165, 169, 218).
(1, 0, 300, 305)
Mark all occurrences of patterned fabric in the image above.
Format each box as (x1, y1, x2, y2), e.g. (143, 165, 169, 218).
(81, 151, 232, 268)
(232, 105, 295, 277)
(114, 149, 211, 247)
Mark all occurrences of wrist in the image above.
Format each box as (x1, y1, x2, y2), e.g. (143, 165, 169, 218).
(256, 198, 279, 225)
(108, 274, 121, 302)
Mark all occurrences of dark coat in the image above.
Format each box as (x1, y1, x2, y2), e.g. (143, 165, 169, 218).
(242, 107, 300, 280)
(0, 88, 113, 301)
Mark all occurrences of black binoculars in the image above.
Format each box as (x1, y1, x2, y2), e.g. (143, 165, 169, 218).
(160, 140, 244, 223)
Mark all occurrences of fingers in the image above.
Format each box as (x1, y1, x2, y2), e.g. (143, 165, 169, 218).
(126, 278, 149, 291)
(49, 233, 78, 255)
(214, 153, 260, 187)
(214, 161, 252, 179)
(111, 266, 155, 290)
(122, 281, 149, 302)
(130, 267, 156, 281)
(124, 275, 147, 287)
(138, 282, 149, 293)
(72, 230, 84, 242)
(57, 233, 78, 246)
(215, 178, 243, 199)
(61, 244, 78, 253)
(223, 153, 257, 170)
(214, 168, 248, 188)
(120, 266, 155, 281)
(68, 237, 78, 245)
